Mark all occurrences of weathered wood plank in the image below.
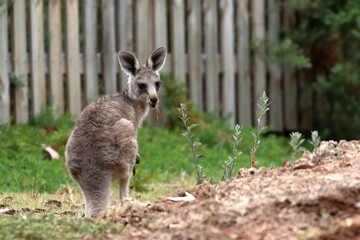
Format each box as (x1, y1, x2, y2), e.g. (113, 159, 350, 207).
(283, 7, 298, 130)
(237, 0, 252, 126)
(117, 0, 134, 90)
(84, 0, 98, 103)
(13, 0, 29, 123)
(30, 0, 46, 117)
(267, 0, 283, 131)
(203, 0, 218, 113)
(298, 0, 312, 130)
(136, 0, 152, 64)
(170, 0, 186, 83)
(299, 69, 313, 130)
(0, 3, 10, 124)
(251, 0, 267, 126)
(48, 0, 63, 117)
(102, 0, 117, 94)
(187, 0, 202, 110)
(66, 0, 82, 115)
(220, 0, 235, 126)
(153, 0, 169, 73)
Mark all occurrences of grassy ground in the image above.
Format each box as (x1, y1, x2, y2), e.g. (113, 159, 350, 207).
(0, 179, 194, 240)
(0, 112, 292, 239)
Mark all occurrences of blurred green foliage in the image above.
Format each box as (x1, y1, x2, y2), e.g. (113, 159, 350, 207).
(289, 0, 360, 139)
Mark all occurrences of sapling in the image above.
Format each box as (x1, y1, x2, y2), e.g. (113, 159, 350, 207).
(221, 124, 243, 180)
(250, 91, 270, 168)
(289, 132, 306, 167)
(177, 103, 207, 184)
(308, 130, 321, 153)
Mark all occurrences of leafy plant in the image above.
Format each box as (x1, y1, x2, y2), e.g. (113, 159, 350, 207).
(221, 124, 243, 181)
(177, 103, 207, 184)
(250, 91, 271, 168)
(308, 130, 321, 153)
(289, 132, 306, 167)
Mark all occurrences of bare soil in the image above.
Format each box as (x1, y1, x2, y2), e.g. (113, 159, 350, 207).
(96, 140, 360, 240)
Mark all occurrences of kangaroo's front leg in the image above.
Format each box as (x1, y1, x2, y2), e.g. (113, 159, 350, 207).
(136, 153, 140, 164)
(119, 176, 131, 201)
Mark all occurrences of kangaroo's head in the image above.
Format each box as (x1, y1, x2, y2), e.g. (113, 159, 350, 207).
(117, 47, 167, 108)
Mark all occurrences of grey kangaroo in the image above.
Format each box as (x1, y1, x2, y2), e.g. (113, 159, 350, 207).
(65, 47, 167, 217)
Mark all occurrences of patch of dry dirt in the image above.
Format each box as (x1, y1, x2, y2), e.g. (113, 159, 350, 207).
(95, 140, 360, 240)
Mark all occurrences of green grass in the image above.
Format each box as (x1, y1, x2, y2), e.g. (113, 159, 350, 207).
(0, 179, 195, 240)
(0, 213, 122, 240)
(0, 114, 75, 192)
(0, 113, 292, 193)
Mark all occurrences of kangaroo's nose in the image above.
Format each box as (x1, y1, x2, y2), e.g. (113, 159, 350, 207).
(150, 97, 158, 104)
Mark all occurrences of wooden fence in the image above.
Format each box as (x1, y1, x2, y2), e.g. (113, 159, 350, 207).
(0, 0, 313, 132)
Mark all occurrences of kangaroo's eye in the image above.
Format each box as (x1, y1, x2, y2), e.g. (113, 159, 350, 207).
(155, 82, 161, 89)
(138, 83, 147, 90)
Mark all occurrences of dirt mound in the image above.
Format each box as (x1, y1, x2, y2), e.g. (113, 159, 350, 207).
(97, 140, 360, 240)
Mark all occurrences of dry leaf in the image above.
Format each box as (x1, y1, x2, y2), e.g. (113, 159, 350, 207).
(41, 144, 60, 159)
(0, 209, 17, 215)
(45, 200, 62, 208)
(167, 192, 195, 202)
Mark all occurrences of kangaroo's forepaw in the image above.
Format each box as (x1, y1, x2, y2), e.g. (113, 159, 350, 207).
(133, 166, 136, 176)
(136, 153, 140, 164)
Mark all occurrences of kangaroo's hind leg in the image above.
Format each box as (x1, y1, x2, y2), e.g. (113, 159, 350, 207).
(80, 170, 112, 217)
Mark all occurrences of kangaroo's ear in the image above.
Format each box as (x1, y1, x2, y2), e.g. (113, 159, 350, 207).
(118, 51, 140, 76)
(146, 47, 167, 72)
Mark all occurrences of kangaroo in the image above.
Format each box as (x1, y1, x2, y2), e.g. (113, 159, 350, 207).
(65, 47, 167, 217)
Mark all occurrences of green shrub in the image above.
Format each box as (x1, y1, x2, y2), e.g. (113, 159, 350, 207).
(287, 0, 360, 139)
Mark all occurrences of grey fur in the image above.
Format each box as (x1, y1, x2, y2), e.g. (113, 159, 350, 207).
(65, 47, 167, 217)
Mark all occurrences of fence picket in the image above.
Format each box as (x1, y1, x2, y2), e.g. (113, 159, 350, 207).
(283, 8, 298, 130)
(299, 69, 312, 130)
(298, 0, 312, 130)
(48, 0, 64, 117)
(13, 0, 28, 123)
(170, 0, 186, 83)
(187, 0, 202, 110)
(237, 0, 252, 126)
(268, 0, 283, 131)
(0, 3, 10, 124)
(251, 0, 267, 126)
(203, 0, 219, 113)
(220, 0, 235, 126)
(30, 0, 46, 117)
(136, 0, 152, 65)
(84, 0, 98, 103)
(117, 0, 134, 90)
(102, 0, 117, 94)
(66, 0, 81, 115)
(154, 0, 169, 73)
